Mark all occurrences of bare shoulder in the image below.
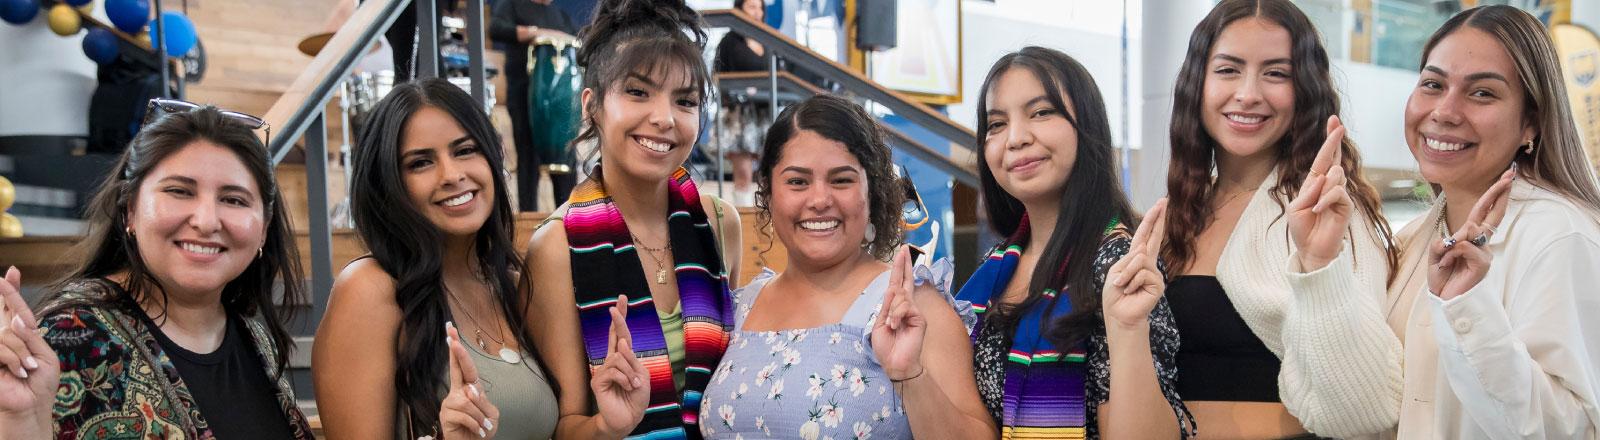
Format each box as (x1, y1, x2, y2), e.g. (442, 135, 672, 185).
(328, 258, 399, 310)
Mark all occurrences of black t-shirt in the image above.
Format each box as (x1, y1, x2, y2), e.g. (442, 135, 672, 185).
(489, 1, 579, 81)
(140, 311, 296, 439)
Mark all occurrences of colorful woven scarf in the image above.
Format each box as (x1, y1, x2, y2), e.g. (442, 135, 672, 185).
(955, 214, 1111, 439)
(565, 166, 733, 440)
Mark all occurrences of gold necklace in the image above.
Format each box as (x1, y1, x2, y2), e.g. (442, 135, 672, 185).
(449, 293, 522, 364)
(631, 233, 673, 284)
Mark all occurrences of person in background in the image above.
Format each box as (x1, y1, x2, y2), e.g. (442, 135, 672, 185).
(490, 0, 581, 212)
(1386, 5, 1600, 438)
(711, 0, 772, 207)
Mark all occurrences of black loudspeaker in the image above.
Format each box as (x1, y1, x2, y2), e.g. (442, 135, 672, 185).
(856, 0, 897, 51)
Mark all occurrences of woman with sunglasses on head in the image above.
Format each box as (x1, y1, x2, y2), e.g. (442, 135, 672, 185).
(1162, 0, 1406, 437)
(698, 94, 992, 439)
(0, 102, 312, 439)
(314, 79, 560, 440)
(521, 0, 742, 438)
(1385, 6, 1600, 438)
(958, 46, 1193, 439)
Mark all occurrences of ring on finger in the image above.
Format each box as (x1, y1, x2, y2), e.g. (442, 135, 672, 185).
(1470, 233, 1489, 247)
(1442, 237, 1458, 248)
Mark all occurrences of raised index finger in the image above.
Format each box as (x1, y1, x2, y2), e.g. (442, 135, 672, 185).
(1469, 168, 1516, 228)
(1311, 116, 1345, 175)
(609, 295, 632, 353)
(1129, 199, 1163, 253)
(0, 267, 34, 324)
(1145, 199, 1169, 256)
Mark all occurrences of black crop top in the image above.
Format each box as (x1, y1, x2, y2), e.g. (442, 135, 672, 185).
(1166, 275, 1282, 402)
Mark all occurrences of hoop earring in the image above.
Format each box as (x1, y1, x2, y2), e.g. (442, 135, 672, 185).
(257, 247, 264, 259)
(124, 225, 134, 239)
(1523, 139, 1536, 155)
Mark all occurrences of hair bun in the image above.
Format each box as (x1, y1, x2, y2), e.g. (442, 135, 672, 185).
(578, 0, 707, 68)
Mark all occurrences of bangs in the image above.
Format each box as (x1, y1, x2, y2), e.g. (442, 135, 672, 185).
(595, 37, 711, 101)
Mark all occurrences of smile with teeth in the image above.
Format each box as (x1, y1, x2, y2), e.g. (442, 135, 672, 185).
(1227, 113, 1266, 124)
(636, 136, 673, 153)
(441, 191, 474, 207)
(179, 242, 223, 254)
(1424, 137, 1470, 152)
(799, 220, 841, 231)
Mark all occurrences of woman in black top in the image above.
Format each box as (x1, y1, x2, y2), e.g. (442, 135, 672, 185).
(0, 103, 312, 439)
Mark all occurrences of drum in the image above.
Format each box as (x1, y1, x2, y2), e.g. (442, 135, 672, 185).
(528, 36, 582, 174)
(342, 70, 394, 142)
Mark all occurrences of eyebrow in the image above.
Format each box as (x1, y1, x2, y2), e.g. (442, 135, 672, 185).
(780, 165, 862, 175)
(986, 96, 1052, 116)
(1212, 54, 1292, 66)
(625, 72, 700, 95)
(1423, 65, 1510, 84)
(157, 175, 257, 197)
(401, 136, 474, 159)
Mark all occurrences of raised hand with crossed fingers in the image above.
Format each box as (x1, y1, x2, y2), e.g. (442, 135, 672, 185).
(1288, 115, 1355, 272)
(1428, 167, 1516, 300)
(0, 267, 59, 439)
(1103, 199, 1170, 329)
(441, 322, 500, 439)
(589, 295, 649, 438)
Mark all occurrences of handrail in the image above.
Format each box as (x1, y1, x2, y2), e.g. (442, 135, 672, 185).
(716, 71, 978, 187)
(265, 0, 410, 164)
(701, 9, 978, 179)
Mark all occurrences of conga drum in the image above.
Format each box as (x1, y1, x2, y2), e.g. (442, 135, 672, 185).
(527, 35, 582, 174)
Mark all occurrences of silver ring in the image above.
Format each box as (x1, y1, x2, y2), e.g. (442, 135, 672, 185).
(1470, 233, 1489, 247)
(1442, 237, 1458, 248)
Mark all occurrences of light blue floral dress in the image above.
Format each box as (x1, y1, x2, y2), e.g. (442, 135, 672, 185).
(699, 267, 928, 440)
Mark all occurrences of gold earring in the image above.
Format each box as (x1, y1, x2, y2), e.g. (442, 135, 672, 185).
(1524, 139, 1536, 155)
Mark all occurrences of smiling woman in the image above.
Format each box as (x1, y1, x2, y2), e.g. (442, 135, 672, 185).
(0, 104, 312, 439)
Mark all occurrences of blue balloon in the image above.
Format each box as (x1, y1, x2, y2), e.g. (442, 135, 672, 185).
(63, 0, 90, 7)
(104, 0, 147, 33)
(82, 27, 119, 64)
(149, 11, 194, 57)
(0, 0, 39, 25)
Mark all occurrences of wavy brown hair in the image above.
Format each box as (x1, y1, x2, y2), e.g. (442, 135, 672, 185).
(1163, 0, 1397, 279)
(1420, 5, 1600, 214)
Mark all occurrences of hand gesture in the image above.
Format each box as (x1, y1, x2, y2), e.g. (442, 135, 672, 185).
(0, 267, 59, 438)
(441, 322, 499, 439)
(1289, 115, 1354, 272)
(872, 246, 927, 382)
(1429, 168, 1516, 300)
(1103, 199, 1169, 330)
(589, 295, 648, 438)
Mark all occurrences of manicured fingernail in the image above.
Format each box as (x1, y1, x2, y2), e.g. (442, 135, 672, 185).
(11, 315, 24, 331)
(479, 427, 487, 437)
(632, 377, 641, 387)
(484, 419, 494, 430)
(469, 383, 479, 397)
(16, 368, 26, 378)
(23, 356, 37, 370)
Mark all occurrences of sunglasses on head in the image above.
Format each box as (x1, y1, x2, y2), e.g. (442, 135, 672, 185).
(143, 98, 272, 143)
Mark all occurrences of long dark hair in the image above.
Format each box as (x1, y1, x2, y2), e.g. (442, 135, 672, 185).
(44, 107, 302, 375)
(349, 78, 550, 430)
(1163, 0, 1397, 279)
(754, 94, 904, 260)
(973, 47, 1135, 347)
(571, 0, 711, 172)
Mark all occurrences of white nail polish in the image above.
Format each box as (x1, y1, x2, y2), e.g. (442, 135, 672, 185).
(484, 419, 494, 430)
(479, 427, 487, 438)
(469, 384, 479, 397)
(23, 356, 37, 369)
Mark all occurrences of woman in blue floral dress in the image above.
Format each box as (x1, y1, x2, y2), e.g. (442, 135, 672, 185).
(698, 95, 996, 439)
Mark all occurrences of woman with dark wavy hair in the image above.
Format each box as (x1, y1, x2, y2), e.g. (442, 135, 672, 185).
(1161, 0, 1403, 437)
(522, 0, 743, 438)
(1386, 6, 1600, 438)
(958, 46, 1193, 439)
(314, 78, 558, 440)
(0, 103, 312, 439)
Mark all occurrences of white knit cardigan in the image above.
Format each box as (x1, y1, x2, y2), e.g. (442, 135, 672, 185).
(1212, 171, 1404, 438)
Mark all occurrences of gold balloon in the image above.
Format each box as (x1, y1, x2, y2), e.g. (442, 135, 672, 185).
(47, 4, 81, 36)
(136, 32, 151, 47)
(77, 4, 94, 15)
(0, 176, 12, 212)
(0, 213, 21, 238)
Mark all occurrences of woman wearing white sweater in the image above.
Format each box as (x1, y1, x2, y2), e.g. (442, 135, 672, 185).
(1160, 0, 1404, 437)
(1386, 5, 1600, 439)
